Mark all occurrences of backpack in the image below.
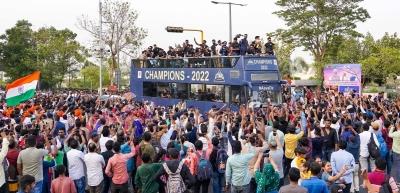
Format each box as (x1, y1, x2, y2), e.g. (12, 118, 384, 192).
(376, 131, 388, 157)
(379, 175, 393, 193)
(216, 148, 228, 174)
(196, 152, 212, 181)
(368, 133, 380, 159)
(163, 161, 186, 193)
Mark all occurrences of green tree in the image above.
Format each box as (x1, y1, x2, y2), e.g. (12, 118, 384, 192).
(361, 47, 400, 85)
(34, 27, 88, 88)
(274, 0, 370, 78)
(0, 20, 37, 81)
(274, 39, 295, 78)
(79, 65, 111, 89)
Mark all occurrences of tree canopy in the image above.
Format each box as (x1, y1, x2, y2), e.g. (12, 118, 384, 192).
(274, 0, 370, 77)
(0, 20, 88, 89)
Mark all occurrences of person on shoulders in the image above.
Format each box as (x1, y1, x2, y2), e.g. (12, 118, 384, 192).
(279, 168, 308, 193)
(301, 162, 329, 193)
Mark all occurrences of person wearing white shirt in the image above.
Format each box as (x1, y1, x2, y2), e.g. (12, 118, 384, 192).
(359, 123, 379, 171)
(99, 126, 113, 153)
(0, 132, 9, 192)
(67, 138, 86, 193)
(84, 143, 105, 193)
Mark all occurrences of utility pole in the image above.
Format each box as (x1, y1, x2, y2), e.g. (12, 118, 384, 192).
(211, 1, 247, 42)
(99, 0, 103, 96)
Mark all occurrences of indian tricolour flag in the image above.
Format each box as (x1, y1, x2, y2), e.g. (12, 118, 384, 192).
(6, 71, 40, 106)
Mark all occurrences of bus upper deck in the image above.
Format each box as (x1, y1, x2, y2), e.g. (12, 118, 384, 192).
(130, 55, 285, 111)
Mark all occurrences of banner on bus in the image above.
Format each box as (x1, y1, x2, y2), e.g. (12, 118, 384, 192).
(324, 64, 362, 94)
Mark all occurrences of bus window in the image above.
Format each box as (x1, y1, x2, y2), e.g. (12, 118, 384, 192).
(190, 84, 224, 102)
(205, 85, 224, 102)
(231, 86, 241, 105)
(174, 83, 189, 99)
(257, 90, 280, 104)
(143, 82, 157, 97)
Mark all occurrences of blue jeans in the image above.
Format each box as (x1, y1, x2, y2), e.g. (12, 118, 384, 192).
(231, 184, 250, 193)
(386, 150, 392, 174)
(391, 151, 400, 182)
(212, 171, 225, 193)
(74, 177, 86, 193)
(33, 180, 43, 193)
(323, 149, 333, 161)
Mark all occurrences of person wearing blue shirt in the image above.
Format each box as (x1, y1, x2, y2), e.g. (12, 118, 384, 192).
(301, 162, 329, 193)
(346, 126, 361, 193)
(331, 140, 355, 193)
(239, 34, 249, 55)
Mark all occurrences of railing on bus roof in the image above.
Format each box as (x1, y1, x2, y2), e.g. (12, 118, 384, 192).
(132, 56, 242, 68)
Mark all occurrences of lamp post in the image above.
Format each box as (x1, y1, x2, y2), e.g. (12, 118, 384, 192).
(211, 1, 247, 42)
(99, 0, 103, 96)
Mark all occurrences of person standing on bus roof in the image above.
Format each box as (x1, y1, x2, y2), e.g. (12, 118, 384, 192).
(265, 37, 275, 55)
(239, 34, 249, 55)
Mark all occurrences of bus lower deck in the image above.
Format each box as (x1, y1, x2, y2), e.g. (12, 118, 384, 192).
(130, 56, 284, 111)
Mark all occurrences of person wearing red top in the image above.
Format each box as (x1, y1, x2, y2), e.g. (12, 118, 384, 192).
(6, 139, 20, 169)
(367, 158, 399, 193)
(51, 165, 77, 193)
(105, 141, 135, 193)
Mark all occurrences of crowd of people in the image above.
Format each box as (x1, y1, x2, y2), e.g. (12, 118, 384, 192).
(0, 88, 399, 193)
(139, 34, 275, 59)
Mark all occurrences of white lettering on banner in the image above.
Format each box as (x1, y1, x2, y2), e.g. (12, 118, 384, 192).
(259, 86, 274, 91)
(143, 70, 212, 82)
(247, 59, 274, 65)
(144, 70, 185, 81)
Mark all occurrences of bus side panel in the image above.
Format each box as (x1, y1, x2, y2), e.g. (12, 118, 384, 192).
(130, 69, 143, 101)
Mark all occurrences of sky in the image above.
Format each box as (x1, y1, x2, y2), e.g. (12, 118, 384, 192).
(0, 0, 399, 63)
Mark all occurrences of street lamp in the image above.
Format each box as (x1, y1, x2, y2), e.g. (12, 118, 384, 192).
(99, 0, 104, 96)
(211, 1, 247, 42)
(165, 26, 204, 43)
